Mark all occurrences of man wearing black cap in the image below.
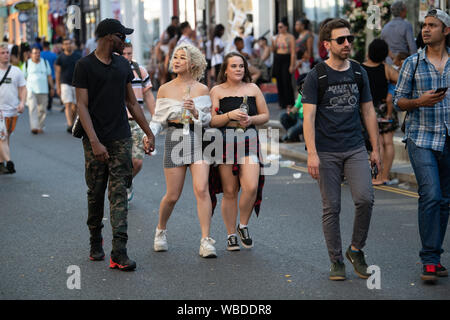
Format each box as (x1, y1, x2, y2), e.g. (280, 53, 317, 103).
(73, 19, 155, 271)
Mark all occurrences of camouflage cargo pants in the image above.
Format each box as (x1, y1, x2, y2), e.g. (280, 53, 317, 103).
(83, 137, 132, 251)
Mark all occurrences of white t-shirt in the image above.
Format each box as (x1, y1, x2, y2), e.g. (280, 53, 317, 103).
(211, 37, 224, 67)
(24, 58, 51, 94)
(0, 65, 27, 117)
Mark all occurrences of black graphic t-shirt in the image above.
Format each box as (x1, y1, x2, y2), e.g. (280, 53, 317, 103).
(301, 62, 372, 152)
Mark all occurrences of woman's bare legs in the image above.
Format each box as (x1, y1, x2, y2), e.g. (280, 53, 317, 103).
(190, 161, 212, 239)
(157, 166, 187, 230)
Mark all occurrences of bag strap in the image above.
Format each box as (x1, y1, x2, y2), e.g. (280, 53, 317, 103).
(316, 62, 328, 105)
(349, 60, 364, 96)
(131, 61, 144, 87)
(0, 65, 12, 86)
(316, 60, 364, 104)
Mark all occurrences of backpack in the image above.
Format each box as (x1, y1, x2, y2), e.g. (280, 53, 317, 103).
(299, 60, 371, 151)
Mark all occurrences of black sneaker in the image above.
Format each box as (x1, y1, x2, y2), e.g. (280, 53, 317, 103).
(89, 238, 105, 261)
(345, 246, 370, 279)
(110, 249, 136, 271)
(0, 163, 7, 174)
(421, 264, 438, 282)
(437, 263, 448, 277)
(6, 161, 15, 174)
(227, 235, 240, 251)
(237, 225, 253, 248)
(329, 262, 346, 281)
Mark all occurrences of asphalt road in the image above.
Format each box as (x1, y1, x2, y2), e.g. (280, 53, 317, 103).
(1, 106, 449, 300)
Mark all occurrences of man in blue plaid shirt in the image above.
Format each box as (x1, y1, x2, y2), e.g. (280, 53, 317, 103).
(394, 9, 450, 284)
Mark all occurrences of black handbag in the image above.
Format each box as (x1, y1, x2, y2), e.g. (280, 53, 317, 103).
(72, 116, 85, 138)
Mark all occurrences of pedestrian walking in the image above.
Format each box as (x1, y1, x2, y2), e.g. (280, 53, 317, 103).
(148, 43, 216, 258)
(72, 18, 155, 271)
(394, 9, 450, 283)
(272, 18, 296, 109)
(209, 52, 269, 251)
(362, 39, 399, 186)
(302, 19, 381, 281)
(0, 43, 27, 174)
(41, 41, 57, 111)
(55, 38, 81, 133)
(294, 18, 314, 81)
(380, 1, 417, 64)
(121, 41, 156, 202)
(177, 22, 196, 47)
(24, 46, 54, 134)
(211, 24, 225, 85)
(18, 43, 30, 71)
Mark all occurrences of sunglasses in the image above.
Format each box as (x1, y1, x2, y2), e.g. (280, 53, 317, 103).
(329, 35, 355, 45)
(113, 33, 126, 42)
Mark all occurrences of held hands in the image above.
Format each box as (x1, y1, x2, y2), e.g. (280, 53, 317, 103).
(419, 90, 446, 107)
(143, 133, 155, 155)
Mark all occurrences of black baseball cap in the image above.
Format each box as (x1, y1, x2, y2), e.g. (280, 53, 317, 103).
(95, 19, 134, 38)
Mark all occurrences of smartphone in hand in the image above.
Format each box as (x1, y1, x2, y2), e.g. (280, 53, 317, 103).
(435, 87, 448, 94)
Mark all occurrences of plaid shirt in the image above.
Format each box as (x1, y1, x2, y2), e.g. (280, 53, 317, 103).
(394, 46, 450, 152)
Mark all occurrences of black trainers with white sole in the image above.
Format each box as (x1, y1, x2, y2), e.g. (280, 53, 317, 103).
(227, 235, 240, 251)
(237, 225, 253, 248)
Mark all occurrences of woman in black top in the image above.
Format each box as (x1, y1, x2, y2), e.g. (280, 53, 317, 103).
(209, 52, 269, 251)
(362, 39, 399, 185)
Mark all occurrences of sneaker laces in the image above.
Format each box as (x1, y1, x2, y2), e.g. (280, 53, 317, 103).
(201, 237, 216, 248)
(155, 228, 167, 240)
(240, 227, 250, 239)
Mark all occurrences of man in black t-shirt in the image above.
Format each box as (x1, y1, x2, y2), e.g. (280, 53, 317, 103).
(72, 19, 155, 271)
(56, 38, 81, 132)
(302, 19, 381, 281)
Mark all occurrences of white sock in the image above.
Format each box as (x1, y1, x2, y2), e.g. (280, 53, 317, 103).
(228, 234, 237, 239)
(239, 224, 248, 229)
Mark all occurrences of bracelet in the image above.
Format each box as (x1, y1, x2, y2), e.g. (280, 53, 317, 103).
(226, 112, 230, 120)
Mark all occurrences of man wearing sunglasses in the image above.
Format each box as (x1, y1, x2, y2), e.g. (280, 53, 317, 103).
(394, 9, 450, 283)
(302, 19, 380, 281)
(73, 19, 155, 271)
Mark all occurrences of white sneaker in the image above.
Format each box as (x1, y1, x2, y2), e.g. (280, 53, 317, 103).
(199, 237, 217, 258)
(154, 228, 168, 252)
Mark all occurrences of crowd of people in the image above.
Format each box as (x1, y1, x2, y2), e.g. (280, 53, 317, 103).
(0, 0, 448, 285)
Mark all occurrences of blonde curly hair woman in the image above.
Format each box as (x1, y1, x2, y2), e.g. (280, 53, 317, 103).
(146, 43, 217, 258)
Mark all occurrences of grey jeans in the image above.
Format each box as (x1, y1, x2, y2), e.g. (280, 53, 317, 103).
(317, 146, 374, 263)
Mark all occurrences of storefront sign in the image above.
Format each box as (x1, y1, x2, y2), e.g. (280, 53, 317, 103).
(14, 1, 36, 11)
